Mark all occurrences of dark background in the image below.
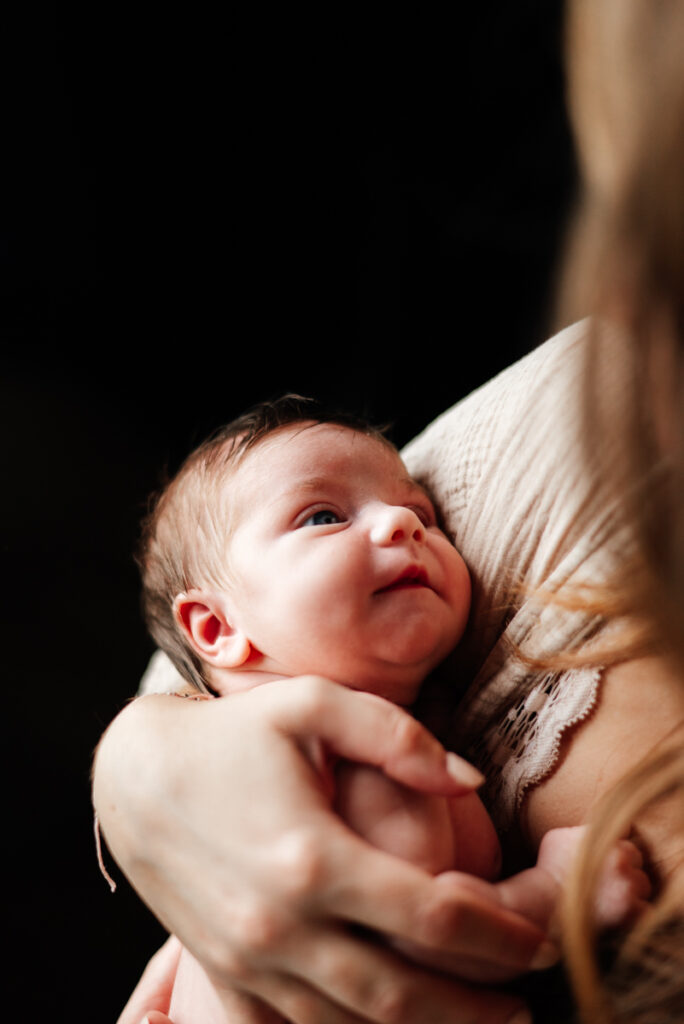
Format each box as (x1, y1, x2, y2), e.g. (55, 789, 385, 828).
(5, 4, 578, 1018)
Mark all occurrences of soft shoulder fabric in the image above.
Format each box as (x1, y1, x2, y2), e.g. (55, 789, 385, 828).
(402, 318, 633, 827)
(138, 647, 184, 696)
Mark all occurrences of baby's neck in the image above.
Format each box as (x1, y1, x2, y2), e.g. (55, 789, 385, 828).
(210, 665, 291, 698)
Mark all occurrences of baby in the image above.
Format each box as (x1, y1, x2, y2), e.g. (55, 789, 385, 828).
(136, 396, 649, 1024)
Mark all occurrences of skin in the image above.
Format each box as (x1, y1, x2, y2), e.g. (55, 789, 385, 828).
(164, 424, 529, 1021)
(117, 936, 181, 1024)
(110, 663, 678, 1024)
(164, 425, 652, 1023)
(98, 681, 548, 1024)
(103, 428, 679, 1024)
(98, 427, 552, 1024)
(176, 423, 472, 705)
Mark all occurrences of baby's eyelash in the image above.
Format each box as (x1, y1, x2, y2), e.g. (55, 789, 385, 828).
(301, 508, 342, 527)
(408, 504, 434, 527)
(295, 503, 348, 528)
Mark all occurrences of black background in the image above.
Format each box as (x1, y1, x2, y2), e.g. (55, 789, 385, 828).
(6, 4, 578, 1018)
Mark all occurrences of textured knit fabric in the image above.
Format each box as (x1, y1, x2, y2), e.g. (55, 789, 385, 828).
(402, 319, 635, 828)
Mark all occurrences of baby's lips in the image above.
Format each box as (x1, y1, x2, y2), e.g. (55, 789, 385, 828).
(445, 752, 485, 789)
(374, 564, 431, 593)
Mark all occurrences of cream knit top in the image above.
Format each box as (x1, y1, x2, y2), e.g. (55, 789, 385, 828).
(402, 319, 635, 829)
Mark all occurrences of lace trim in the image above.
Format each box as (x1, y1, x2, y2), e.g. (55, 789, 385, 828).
(465, 664, 604, 832)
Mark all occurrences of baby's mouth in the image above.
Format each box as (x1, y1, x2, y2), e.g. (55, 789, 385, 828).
(375, 567, 431, 594)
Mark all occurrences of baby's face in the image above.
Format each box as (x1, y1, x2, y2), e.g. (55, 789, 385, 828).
(223, 423, 471, 705)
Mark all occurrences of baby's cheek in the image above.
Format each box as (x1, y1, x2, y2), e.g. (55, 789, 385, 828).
(334, 761, 455, 875)
(448, 554, 472, 629)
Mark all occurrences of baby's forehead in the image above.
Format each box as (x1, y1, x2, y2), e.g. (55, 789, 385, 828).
(224, 421, 417, 504)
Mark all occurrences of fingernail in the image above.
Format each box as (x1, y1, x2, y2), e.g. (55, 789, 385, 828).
(507, 1010, 533, 1024)
(446, 751, 485, 788)
(530, 938, 561, 970)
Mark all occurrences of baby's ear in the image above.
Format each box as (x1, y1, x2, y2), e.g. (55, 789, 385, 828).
(173, 589, 251, 668)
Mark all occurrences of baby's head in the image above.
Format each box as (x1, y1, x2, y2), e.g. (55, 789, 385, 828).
(139, 396, 471, 705)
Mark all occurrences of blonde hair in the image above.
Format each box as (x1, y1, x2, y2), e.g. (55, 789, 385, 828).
(562, 737, 684, 1024)
(557, 2, 684, 1019)
(561, 1, 684, 655)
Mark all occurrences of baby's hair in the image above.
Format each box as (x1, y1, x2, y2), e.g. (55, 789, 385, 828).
(137, 395, 393, 691)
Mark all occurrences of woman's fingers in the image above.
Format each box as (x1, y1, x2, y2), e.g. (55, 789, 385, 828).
(259, 680, 556, 975)
(269, 676, 484, 794)
(96, 683, 547, 1024)
(235, 926, 532, 1024)
(221, 805, 554, 982)
(242, 971, 377, 1024)
(273, 925, 531, 1024)
(264, 817, 555, 979)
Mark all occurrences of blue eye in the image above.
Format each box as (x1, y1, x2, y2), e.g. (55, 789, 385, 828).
(302, 509, 342, 527)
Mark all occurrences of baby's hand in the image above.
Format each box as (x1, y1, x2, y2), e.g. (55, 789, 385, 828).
(591, 838, 652, 929)
(537, 826, 651, 930)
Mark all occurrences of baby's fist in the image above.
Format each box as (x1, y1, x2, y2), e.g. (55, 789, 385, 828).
(593, 838, 652, 929)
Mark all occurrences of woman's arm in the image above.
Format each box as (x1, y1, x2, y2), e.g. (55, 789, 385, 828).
(94, 676, 556, 1024)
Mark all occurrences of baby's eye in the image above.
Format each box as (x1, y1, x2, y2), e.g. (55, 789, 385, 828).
(301, 509, 343, 527)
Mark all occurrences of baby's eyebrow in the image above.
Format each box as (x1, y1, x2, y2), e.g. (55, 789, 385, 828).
(402, 476, 434, 505)
(275, 474, 435, 508)
(282, 477, 335, 497)
(267, 477, 337, 509)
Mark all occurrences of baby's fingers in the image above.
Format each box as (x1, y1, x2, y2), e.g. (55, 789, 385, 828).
(314, 835, 555, 977)
(594, 840, 653, 928)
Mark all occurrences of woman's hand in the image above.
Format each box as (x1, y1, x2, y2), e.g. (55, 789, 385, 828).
(95, 676, 553, 1023)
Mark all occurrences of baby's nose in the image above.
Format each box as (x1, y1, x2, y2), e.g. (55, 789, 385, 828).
(369, 505, 425, 546)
